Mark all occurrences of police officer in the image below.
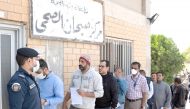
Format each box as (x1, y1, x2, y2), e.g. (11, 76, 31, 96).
(7, 47, 42, 109)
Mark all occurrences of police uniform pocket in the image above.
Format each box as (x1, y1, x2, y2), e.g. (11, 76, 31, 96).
(29, 83, 37, 96)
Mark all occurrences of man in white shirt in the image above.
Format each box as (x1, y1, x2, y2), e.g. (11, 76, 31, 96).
(140, 70, 154, 109)
(62, 54, 104, 109)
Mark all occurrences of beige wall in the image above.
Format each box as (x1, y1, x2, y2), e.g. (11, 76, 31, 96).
(109, 0, 142, 13)
(0, 0, 29, 22)
(104, 0, 151, 73)
(109, 0, 151, 16)
(0, 0, 151, 88)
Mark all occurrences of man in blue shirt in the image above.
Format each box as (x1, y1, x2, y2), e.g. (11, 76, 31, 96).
(7, 47, 42, 109)
(114, 67, 128, 109)
(35, 59, 64, 109)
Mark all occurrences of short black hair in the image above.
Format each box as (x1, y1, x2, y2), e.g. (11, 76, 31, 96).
(139, 69, 146, 74)
(174, 77, 181, 84)
(151, 72, 157, 75)
(39, 59, 48, 69)
(100, 60, 110, 67)
(131, 61, 141, 69)
(156, 71, 164, 75)
(16, 54, 29, 66)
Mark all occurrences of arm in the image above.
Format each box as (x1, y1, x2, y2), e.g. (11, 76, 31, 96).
(77, 91, 95, 98)
(141, 78, 148, 108)
(178, 87, 184, 108)
(93, 73, 104, 98)
(118, 79, 128, 95)
(148, 81, 154, 99)
(111, 77, 118, 108)
(141, 92, 148, 108)
(45, 77, 64, 106)
(78, 73, 104, 98)
(62, 92, 71, 109)
(164, 84, 172, 108)
(7, 80, 27, 109)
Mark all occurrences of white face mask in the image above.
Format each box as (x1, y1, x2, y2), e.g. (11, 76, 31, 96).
(131, 69, 138, 75)
(36, 73, 46, 79)
(113, 73, 116, 77)
(33, 61, 40, 73)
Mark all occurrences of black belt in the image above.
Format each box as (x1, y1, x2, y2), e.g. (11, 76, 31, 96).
(126, 98, 142, 102)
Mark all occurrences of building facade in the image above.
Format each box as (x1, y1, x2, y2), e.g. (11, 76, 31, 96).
(0, 0, 151, 108)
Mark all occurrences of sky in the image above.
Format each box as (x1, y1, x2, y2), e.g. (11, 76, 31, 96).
(150, 0, 190, 52)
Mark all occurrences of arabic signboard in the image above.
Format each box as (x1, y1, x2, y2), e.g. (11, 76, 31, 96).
(32, 0, 104, 43)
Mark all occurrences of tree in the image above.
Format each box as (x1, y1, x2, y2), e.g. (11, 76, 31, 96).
(151, 34, 185, 83)
(182, 47, 190, 63)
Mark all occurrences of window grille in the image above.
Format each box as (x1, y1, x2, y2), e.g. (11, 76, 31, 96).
(100, 38, 133, 76)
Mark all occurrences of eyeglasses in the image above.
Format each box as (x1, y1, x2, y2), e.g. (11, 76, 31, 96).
(99, 65, 106, 68)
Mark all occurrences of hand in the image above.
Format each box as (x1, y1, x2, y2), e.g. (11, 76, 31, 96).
(62, 103, 68, 109)
(163, 107, 168, 109)
(77, 89, 87, 97)
(41, 99, 46, 105)
(141, 106, 145, 109)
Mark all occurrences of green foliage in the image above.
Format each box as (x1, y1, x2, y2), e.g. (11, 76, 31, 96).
(182, 47, 190, 63)
(151, 34, 185, 83)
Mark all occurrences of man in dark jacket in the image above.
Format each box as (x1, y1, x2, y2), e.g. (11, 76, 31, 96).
(171, 77, 188, 109)
(95, 60, 118, 109)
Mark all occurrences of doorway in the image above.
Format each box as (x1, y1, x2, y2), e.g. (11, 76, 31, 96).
(0, 23, 25, 109)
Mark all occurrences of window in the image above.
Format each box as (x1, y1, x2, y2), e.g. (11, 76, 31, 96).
(100, 38, 133, 76)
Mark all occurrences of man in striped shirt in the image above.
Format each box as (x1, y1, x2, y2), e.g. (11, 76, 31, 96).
(125, 62, 149, 109)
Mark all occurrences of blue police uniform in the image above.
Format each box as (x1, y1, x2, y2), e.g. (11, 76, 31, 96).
(7, 67, 42, 109)
(7, 47, 41, 109)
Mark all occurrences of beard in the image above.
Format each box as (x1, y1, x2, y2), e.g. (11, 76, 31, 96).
(79, 65, 86, 71)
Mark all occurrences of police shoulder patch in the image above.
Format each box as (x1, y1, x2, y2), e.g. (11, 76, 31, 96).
(11, 83, 21, 92)
(18, 74, 25, 79)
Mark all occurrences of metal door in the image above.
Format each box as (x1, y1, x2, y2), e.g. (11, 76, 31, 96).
(0, 30, 16, 109)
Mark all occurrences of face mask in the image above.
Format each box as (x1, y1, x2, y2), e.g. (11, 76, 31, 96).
(131, 69, 138, 75)
(33, 61, 40, 73)
(36, 73, 46, 79)
(113, 73, 116, 77)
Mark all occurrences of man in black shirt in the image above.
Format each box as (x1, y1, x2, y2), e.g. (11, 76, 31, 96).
(95, 60, 118, 109)
(171, 77, 188, 109)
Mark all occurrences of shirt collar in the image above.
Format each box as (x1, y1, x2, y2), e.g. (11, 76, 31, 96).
(45, 71, 53, 79)
(18, 67, 31, 76)
(131, 72, 140, 79)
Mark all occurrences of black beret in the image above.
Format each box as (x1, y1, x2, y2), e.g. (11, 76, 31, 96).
(17, 47, 39, 57)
